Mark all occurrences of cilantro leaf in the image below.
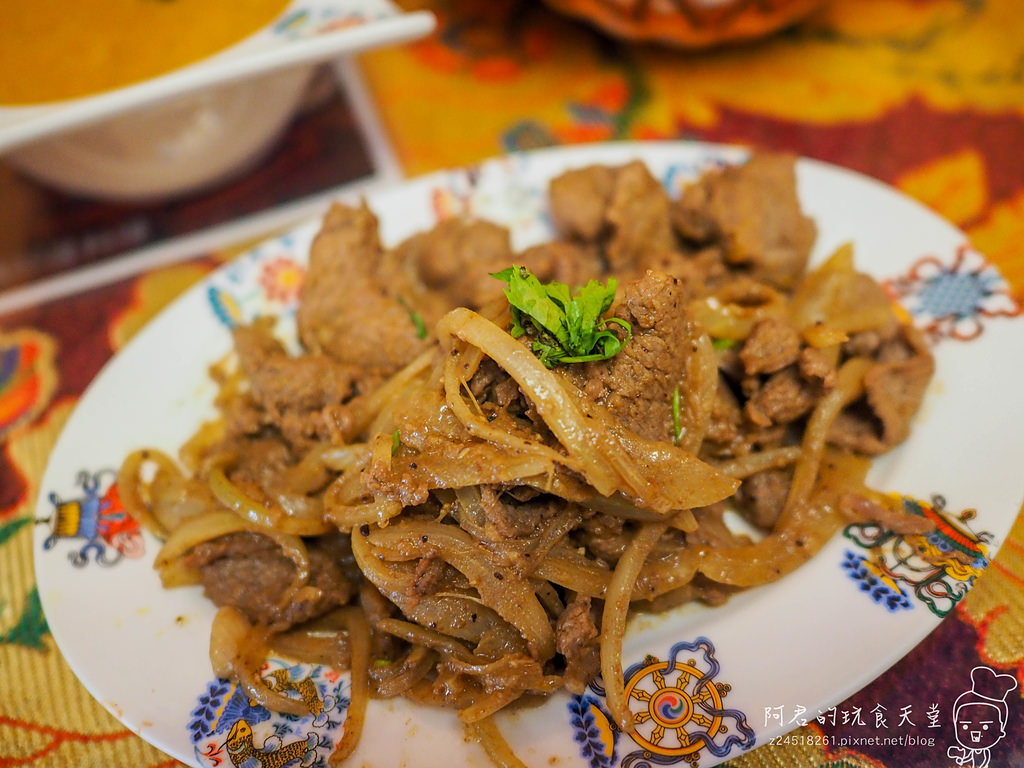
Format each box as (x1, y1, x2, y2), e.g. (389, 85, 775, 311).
(491, 266, 632, 368)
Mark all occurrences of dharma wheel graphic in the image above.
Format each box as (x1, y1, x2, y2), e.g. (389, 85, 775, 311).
(573, 638, 753, 766)
(624, 653, 733, 760)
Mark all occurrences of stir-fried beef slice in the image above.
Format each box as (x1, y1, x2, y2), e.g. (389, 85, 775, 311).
(565, 270, 691, 442)
(575, 513, 627, 564)
(225, 436, 293, 492)
(297, 202, 430, 379)
(704, 368, 795, 457)
(549, 161, 679, 276)
(671, 175, 715, 241)
(221, 437, 333, 514)
(555, 594, 600, 694)
(739, 317, 802, 375)
(517, 240, 605, 288)
(359, 581, 403, 659)
(798, 346, 837, 388)
(468, 358, 523, 410)
(409, 553, 449, 601)
(744, 366, 822, 427)
(187, 531, 353, 630)
(605, 161, 679, 275)
(839, 493, 936, 535)
(549, 164, 617, 242)
(480, 486, 549, 539)
(671, 153, 816, 290)
(876, 324, 926, 363)
(741, 328, 838, 430)
(391, 216, 514, 313)
(232, 323, 358, 445)
(829, 325, 934, 454)
(739, 467, 793, 529)
(644, 245, 730, 299)
(186, 530, 277, 566)
(704, 378, 743, 449)
(744, 423, 790, 453)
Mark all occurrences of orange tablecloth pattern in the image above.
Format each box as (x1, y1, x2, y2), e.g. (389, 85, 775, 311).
(2, 1, 1024, 766)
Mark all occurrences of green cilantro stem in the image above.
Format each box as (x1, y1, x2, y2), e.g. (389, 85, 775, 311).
(397, 296, 428, 339)
(672, 387, 683, 446)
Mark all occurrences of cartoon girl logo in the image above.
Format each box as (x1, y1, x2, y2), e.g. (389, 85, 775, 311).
(947, 666, 1018, 767)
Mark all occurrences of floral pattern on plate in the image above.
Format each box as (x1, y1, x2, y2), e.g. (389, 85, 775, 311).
(206, 228, 313, 339)
(882, 244, 1022, 343)
(190, 660, 350, 768)
(842, 494, 993, 618)
(274, 0, 403, 39)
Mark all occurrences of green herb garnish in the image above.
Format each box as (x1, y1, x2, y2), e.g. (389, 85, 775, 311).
(491, 266, 632, 368)
(671, 387, 683, 446)
(397, 296, 428, 339)
(712, 337, 738, 351)
(391, 429, 402, 455)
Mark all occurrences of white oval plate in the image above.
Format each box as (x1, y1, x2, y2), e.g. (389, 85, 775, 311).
(0, 0, 434, 153)
(34, 141, 1024, 768)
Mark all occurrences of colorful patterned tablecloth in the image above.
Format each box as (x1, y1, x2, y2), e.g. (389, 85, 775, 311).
(2, 1, 1024, 766)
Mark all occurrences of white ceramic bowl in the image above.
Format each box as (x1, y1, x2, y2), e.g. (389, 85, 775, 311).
(0, 0, 434, 201)
(5, 66, 314, 201)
